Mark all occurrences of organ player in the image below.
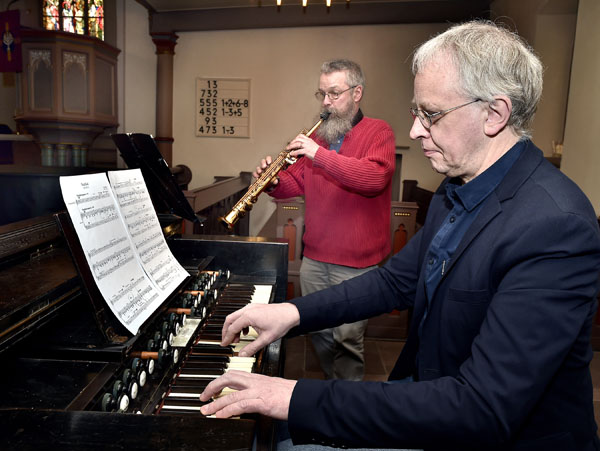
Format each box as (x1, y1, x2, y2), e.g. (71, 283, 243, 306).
(200, 20, 600, 451)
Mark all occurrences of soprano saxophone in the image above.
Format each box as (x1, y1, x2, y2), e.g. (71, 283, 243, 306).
(220, 112, 330, 229)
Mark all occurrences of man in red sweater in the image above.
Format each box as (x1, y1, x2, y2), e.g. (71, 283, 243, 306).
(254, 59, 396, 380)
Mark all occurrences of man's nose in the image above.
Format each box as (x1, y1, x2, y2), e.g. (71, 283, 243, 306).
(409, 116, 429, 140)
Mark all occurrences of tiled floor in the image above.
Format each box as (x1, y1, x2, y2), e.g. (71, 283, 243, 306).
(284, 334, 600, 425)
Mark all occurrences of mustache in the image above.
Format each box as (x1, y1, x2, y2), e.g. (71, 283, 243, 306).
(321, 107, 340, 118)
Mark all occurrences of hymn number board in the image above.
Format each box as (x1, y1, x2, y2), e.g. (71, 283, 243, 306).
(196, 78, 251, 138)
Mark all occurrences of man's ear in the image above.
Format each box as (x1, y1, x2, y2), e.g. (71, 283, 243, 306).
(484, 95, 512, 137)
(353, 85, 363, 103)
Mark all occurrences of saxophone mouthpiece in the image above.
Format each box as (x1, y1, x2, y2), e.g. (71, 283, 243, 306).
(320, 111, 331, 120)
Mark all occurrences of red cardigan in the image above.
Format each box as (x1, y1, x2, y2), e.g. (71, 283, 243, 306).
(270, 116, 396, 268)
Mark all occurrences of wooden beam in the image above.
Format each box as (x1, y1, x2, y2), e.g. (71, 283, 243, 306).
(149, 1, 492, 33)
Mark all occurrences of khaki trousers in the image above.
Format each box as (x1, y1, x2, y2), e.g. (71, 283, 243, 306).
(299, 257, 377, 381)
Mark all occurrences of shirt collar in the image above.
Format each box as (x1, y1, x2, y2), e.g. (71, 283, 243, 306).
(447, 140, 526, 212)
(351, 109, 364, 127)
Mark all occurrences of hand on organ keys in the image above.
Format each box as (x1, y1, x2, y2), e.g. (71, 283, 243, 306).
(221, 303, 301, 356)
(160, 338, 257, 415)
(196, 303, 301, 419)
(166, 278, 298, 417)
(199, 370, 297, 421)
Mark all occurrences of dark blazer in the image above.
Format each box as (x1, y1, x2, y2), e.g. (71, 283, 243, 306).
(287, 141, 600, 451)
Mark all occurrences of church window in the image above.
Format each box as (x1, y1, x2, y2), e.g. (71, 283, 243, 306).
(42, 0, 104, 40)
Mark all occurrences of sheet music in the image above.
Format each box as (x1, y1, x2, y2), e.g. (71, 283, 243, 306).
(59, 170, 187, 334)
(108, 169, 188, 294)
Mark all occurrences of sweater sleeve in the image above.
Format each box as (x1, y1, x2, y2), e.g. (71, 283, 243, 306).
(268, 157, 306, 199)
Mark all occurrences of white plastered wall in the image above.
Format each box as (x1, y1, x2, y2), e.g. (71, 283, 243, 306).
(561, 0, 600, 215)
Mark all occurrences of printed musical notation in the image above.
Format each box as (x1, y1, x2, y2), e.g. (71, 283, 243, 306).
(87, 236, 128, 259)
(138, 238, 163, 263)
(59, 169, 189, 334)
(148, 254, 179, 291)
(114, 276, 160, 325)
(113, 178, 148, 208)
(92, 245, 134, 280)
(81, 204, 119, 230)
(75, 190, 111, 206)
(109, 170, 189, 295)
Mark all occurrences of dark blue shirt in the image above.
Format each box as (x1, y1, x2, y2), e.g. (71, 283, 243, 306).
(330, 136, 344, 152)
(423, 141, 526, 303)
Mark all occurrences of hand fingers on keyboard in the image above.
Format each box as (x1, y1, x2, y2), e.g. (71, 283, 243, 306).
(212, 396, 264, 419)
(221, 308, 249, 346)
(200, 372, 293, 420)
(236, 335, 270, 357)
(200, 373, 273, 418)
(199, 370, 251, 404)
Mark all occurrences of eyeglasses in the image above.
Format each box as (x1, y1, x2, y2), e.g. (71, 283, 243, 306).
(410, 99, 481, 129)
(315, 85, 357, 102)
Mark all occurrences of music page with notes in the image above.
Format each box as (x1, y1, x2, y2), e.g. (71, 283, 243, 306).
(59, 169, 188, 334)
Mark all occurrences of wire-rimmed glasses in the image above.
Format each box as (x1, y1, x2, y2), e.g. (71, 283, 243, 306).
(315, 85, 357, 102)
(410, 99, 481, 129)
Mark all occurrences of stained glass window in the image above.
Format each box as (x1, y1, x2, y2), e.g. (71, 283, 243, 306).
(42, 0, 104, 41)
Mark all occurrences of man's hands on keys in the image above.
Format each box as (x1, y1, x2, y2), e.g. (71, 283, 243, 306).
(286, 133, 320, 160)
(221, 303, 300, 357)
(199, 370, 296, 420)
(253, 156, 274, 180)
(252, 133, 319, 184)
(199, 303, 301, 419)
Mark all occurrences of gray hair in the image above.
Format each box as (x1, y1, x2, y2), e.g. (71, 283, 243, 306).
(321, 59, 365, 89)
(412, 20, 543, 139)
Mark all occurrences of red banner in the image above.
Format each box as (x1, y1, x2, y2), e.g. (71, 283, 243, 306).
(0, 10, 22, 72)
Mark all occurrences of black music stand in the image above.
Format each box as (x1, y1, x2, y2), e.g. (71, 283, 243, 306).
(111, 133, 204, 225)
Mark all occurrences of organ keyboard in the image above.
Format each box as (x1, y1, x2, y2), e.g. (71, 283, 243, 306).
(0, 135, 288, 450)
(0, 216, 288, 450)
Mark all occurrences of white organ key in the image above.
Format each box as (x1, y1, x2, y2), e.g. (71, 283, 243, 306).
(162, 405, 204, 411)
(178, 373, 219, 379)
(226, 363, 255, 371)
(229, 356, 256, 364)
(168, 392, 201, 398)
(250, 285, 272, 304)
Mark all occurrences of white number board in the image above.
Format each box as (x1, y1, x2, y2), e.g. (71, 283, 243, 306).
(196, 78, 250, 138)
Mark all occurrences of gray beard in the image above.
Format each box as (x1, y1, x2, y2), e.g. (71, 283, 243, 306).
(316, 112, 353, 145)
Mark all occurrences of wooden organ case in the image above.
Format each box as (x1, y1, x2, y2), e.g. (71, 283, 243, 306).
(0, 135, 288, 450)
